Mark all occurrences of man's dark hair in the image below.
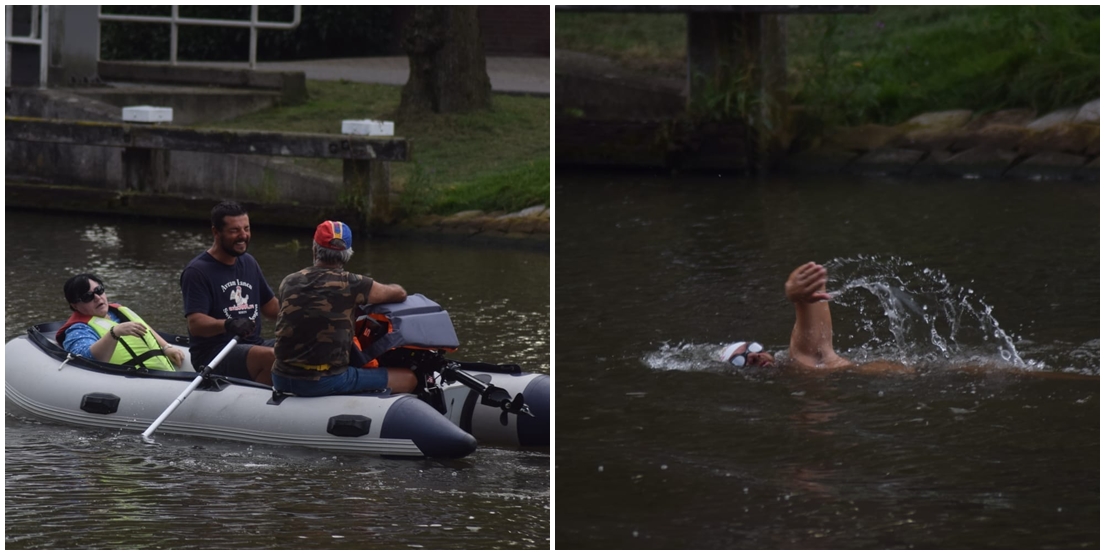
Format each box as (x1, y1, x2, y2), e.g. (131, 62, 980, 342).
(211, 201, 247, 231)
(63, 273, 104, 306)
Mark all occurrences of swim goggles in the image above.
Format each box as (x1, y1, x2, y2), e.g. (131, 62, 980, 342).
(720, 341, 763, 367)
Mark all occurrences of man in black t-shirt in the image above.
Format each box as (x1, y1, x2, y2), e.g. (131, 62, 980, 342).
(180, 201, 279, 384)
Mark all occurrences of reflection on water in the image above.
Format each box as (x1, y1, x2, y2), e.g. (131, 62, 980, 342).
(5, 210, 549, 549)
(555, 172, 1098, 549)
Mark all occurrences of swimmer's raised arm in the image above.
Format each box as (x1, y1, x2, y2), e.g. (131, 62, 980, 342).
(786, 262, 851, 369)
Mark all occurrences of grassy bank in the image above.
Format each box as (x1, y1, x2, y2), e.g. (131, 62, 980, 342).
(557, 6, 1100, 126)
(210, 80, 550, 217)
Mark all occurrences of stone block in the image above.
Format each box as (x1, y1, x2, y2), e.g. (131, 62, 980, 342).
(1074, 99, 1099, 124)
(851, 148, 925, 175)
(892, 127, 962, 151)
(1026, 108, 1079, 131)
(950, 124, 1030, 152)
(903, 109, 973, 129)
(940, 146, 1018, 179)
(824, 124, 902, 152)
(484, 216, 517, 233)
(455, 209, 485, 219)
(511, 205, 547, 218)
(962, 108, 1037, 131)
(1005, 151, 1090, 181)
(1019, 123, 1099, 155)
(507, 218, 539, 234)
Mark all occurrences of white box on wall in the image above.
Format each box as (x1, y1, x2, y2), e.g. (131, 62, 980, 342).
(341, 119, 395, 136)
(122, 106, 173, 123)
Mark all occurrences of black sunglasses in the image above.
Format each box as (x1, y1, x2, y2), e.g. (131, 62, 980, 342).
(78, 285, 106, 303)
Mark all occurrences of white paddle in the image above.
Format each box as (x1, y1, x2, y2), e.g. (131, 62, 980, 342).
(141, 337, 238, 442)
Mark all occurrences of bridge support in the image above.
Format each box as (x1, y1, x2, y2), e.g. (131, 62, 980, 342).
(687, 12, 787, 171)
(343, 160, 392, 232)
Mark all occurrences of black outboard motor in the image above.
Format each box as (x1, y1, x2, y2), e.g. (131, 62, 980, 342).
(354, 295, 533, 419)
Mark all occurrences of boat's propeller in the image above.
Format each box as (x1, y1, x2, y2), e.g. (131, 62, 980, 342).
(378, 349, 535, 419)
(441, 362, 535, 420)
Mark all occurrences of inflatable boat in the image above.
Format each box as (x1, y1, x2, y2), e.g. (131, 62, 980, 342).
(4, 297, 549, 458)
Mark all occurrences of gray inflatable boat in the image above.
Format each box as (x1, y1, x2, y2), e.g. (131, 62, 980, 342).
(5, 298, 548, 458)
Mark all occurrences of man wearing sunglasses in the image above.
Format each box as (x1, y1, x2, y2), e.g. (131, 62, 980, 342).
(180, 201, 280, 385)
(56, 273, 185, 370)
(720, 262, 851, 370)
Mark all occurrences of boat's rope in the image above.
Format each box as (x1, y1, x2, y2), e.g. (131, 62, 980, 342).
(56, 352, 74, 371)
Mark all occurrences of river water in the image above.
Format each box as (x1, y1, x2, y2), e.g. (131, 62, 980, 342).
(4, 210, 550, 549)
(555, 172, 1098, 549)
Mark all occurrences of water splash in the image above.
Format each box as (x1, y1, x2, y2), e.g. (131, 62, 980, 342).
(642, 342, 740, 372)
(825, 255, 1026, 368)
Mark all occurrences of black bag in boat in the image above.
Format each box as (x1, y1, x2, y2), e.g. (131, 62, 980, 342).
(355, 294, 460, 363)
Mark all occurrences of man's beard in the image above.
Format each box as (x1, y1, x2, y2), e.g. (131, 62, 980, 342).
(219, 236, 249, 257)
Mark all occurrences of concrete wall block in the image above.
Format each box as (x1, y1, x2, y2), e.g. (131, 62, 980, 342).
(74, 89, 281, 125)
(6, 89, 120, 121)
(6, 141, 123, 188)
(161, 152, 341, 205)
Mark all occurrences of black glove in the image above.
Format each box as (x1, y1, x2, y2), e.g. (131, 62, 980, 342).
(225, 317, 255, 338)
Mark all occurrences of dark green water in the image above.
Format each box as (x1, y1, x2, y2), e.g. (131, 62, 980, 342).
(5, 210, 550, 549)
(555, 172, 1098, 549)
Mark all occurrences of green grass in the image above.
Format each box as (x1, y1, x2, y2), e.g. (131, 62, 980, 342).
(788, 6, 1100, 125)
(556, 7, 1100, 126)
(556, 12, 686, 76)
(209, 79, 550, 217)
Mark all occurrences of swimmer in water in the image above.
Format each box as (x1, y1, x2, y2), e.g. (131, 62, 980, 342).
(720, 261, 855, 370)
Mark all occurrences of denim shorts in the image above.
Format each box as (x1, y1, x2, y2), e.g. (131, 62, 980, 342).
(272, 366, 390, 397)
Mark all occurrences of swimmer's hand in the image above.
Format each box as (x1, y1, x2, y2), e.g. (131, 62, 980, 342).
(786, 262, 833, 304)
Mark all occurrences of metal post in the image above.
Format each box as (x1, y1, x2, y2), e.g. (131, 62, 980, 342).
(249, 5, 257, 69)
(170, 5, 178, 65)
(6, 6, 12, 87)
(38, 6, 48, 89)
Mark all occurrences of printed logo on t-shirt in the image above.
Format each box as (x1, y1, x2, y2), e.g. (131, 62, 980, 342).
(220, 280, 258, 319)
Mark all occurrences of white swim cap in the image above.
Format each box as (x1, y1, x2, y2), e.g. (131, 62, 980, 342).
(719, 341, 763, 367)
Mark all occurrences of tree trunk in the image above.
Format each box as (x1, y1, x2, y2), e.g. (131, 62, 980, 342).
(399, 6, 492, 116)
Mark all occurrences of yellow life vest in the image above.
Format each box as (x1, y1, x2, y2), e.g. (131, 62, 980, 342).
(83, 306, 176, 371)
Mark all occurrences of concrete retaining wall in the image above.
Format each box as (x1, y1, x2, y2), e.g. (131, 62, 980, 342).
(782, 100, 1099, 181)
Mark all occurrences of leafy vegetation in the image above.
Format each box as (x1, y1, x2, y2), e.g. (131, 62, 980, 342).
(209, 80, 549, 217)
(557, 7, 1100, 126)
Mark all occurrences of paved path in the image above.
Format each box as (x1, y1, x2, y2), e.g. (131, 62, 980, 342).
(185, 56, 549, 96)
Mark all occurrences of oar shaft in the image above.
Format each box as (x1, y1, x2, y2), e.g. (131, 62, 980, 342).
(141, 338, 238, 441)
(141, 375, 203, 439)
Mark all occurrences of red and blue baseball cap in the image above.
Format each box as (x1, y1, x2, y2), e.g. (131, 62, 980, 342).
(314, 220, 352, 250)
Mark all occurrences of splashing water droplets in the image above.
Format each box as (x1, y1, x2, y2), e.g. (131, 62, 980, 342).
(825, 255, 1024, 368)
